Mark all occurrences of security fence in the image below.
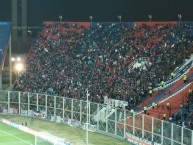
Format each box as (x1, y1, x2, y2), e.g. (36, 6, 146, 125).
(0, 90, 192, 145)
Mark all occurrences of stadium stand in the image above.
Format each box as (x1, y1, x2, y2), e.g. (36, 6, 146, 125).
(13, 22, 193, 129)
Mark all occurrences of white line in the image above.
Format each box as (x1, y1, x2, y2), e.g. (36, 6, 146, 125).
(0, 130, 33, 145)
(0, 140, 23, 144)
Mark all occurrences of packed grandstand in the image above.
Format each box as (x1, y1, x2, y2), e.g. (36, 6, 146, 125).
(10, 21, 193, 132)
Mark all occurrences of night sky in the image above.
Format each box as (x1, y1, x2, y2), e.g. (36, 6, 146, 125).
(0, 0, 193, 26)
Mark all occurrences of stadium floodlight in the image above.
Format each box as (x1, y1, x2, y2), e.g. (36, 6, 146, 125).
(15, 63, 23, 76)
(178, 14, 182, 27)
(11, 57, 16, 62)
(11, 57, 21, 62)
(89, 16, 93, 27)
(59, 15, 63, 22)
(118, 15, 122, 23)
(17, 57, 21, 62)
(148, 15, 152, 26)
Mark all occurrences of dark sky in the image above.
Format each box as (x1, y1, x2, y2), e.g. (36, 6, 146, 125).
(1, 0, 193, 26)
(28, 0, 193, 23)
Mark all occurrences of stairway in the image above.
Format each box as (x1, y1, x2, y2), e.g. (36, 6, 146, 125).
(146, 82, 192, 120)
(143, 67, 193, 120)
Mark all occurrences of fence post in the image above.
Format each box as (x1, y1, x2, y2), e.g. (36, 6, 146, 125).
(45, 95, 47, 118)
(115, 108, 117, 135)
(28, 92, 30, 116)
(54, 96, 56, 119)
(133, 112, 135, 135)
(71, 99, 73, 120)
(63, 97, 65, 121)
(191, 130, 193, 145)
(106, 107, 108, 133)
(97, 104, 99, 131)
(152, 117, 154, 142)
(80, 100, 82, 124)
(124, 109, 126, 138)
(8, 91, 10, 113)
(18, 91, 21, 114)
(181, 126, 183, 145)
(36, 93, 38, 111)
(142, 114, 144, 138)
(171, 123, 173, 145)
(89, 102, 91, 124)
(161, 120, 164, 145)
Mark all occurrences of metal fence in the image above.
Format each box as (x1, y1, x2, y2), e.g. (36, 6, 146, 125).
(0, 90, 192, 145)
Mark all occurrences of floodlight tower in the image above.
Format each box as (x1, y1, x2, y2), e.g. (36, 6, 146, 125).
(148, 15, 152, 26)
(118, 15, 122, 23)
(89, 16, 93, 27)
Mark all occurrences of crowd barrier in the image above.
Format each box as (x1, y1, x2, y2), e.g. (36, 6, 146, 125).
(0, 90, 192, 145)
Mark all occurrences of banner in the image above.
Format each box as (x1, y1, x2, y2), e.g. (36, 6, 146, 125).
(104, 97, 128, 109)
(125, 132, 162, 145)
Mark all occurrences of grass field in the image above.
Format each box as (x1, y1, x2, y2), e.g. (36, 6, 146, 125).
(0, 121, 34, 145)
(0, 115, 131, 145)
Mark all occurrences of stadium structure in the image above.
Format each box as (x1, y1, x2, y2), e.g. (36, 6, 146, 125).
(0, 20, 193, 145)
(0, 1, 193, 145)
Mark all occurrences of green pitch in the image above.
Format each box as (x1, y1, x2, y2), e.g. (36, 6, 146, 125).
(0, 115, 131, 145)
(0, 122, 34, 145)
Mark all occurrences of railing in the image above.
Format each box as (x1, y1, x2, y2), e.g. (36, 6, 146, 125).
(0, 90, 192, 145)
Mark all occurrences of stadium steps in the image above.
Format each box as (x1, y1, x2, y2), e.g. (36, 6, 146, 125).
(123, 65, 193, 128)
(146, 82, 193, 120)
(146, 67, 193, 107)
(137, 60, 193, 111)
(143, 67, 193, 120)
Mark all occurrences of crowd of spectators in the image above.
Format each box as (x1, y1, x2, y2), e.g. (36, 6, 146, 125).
(13, 22, 193, 109)
(169, 92, 193, 130)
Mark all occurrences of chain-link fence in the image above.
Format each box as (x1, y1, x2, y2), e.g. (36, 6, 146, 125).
(0, 90, 192, 145)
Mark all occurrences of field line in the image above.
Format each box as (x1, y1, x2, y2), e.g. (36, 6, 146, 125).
(0, 140, 23, 144)
(0, 129, 33, 145)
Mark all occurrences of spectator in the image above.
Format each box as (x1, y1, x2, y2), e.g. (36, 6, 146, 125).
(12, 22, 193, 111)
